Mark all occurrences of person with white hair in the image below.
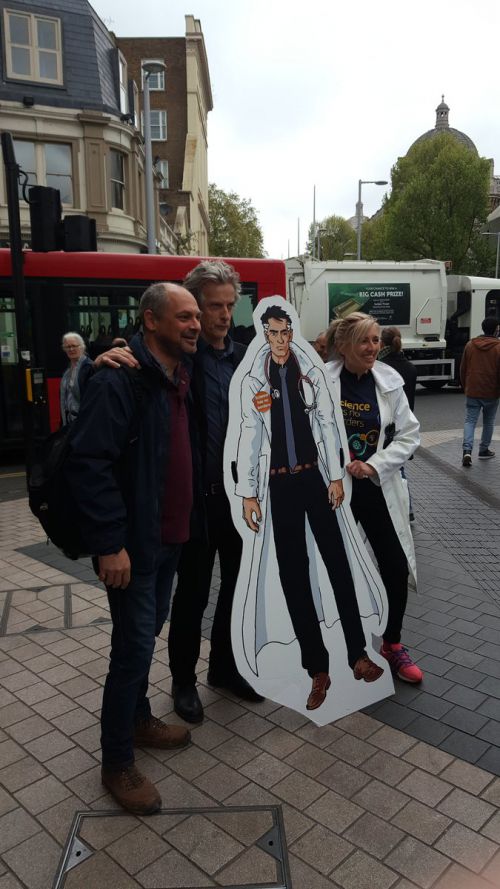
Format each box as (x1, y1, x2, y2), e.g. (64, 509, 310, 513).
(60, 332, 94, 425)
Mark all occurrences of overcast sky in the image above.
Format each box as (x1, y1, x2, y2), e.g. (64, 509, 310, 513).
(93, 0, 500, 258)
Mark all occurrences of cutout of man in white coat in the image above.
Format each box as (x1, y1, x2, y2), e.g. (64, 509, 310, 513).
(224, 297, 395, 726)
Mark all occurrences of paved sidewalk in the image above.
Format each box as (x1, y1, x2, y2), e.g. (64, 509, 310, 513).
(0, 432, 500, 887)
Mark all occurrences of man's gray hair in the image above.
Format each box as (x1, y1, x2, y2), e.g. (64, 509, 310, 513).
(138, 282, 169, 325)
(183, 260, 241, 307)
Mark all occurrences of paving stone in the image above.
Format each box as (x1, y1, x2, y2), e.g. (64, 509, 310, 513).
(136, 848, 215, 887)
(433, 862, 494, 889)
(482, 850, 500, 886)
(2, 829, 61, 889)
(0, 808, 41, 854)
(437, 786, 495, 830)
(193, 761, 249, 802)
(402, 741, 454, 775)
(291, 822, 353, 874)
(24, 728, 74, 762)
(476, 719, 500, 745)
(273, 770, 326, 809)
(391, 798, 451, 844)
(226, 711, 273, 741)
(0, 702, 33, 732)
(62, 849, 141, 888)
(254, 725, 304, 758)
(481, 810, 500, 843)
(407, 692, 455, 720)
(267, 705, 309, 731)
(369, 724, 417, 756)
(477, 698, 500, 721)
(167, 812, 245, 875)
(343, 811, 404, 860)
(44, 746, 97, 781)
(79, 813, 137, 850)
(0, 786, 17, 817)
(327, 733, 377, 766)
(475, 745, 500, 777)
(295, 721, 345, 748)
(162, 745, 217, 781)
(37, 795, 88, 843)
(360, 749, 414, 786)
(6, 714, 53, 744)
(14, 773, 71, 814)
(443, 664, 486, 688)
(438, 729, 490, 764)
(482, 778, 500, 806)
(415, 673, 454, 697)
(31, 693, 76, 720)
(189, 721, 232, 751)
(156, 772, 222, 809)
(443, 685, 488, 711)
(0, 754, 47, 792)
(285, 741, 336, 777)
(207, 808, 274, 846)
(333, 711, 380, 739)
(369, 701, 416, 730)
(218, 845, 278, 886)
(332, 849, 398, 889)
(0, 738, 25, 769)
(351, 779, 410, 820)
(240, 750, 293, 787)
(436, 822, 498, 873)
(211, 735, 260, 768)
(289, 853, 343, 889)
(316, 759, 371, 799)
(385, 836, 450, 889)
(15, 681, 58, 706)
(305, 789, 364, 833)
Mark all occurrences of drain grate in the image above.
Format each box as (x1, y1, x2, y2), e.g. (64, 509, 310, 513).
(53, 806, 292, 889)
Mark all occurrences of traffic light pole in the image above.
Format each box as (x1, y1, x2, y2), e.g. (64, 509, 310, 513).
(1, 132, 34, 477)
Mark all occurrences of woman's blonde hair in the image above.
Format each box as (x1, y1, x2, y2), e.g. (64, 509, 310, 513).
(326, 312, 379, 359)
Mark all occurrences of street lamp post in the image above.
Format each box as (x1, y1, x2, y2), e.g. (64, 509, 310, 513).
(356, 179, 388, 260)
(142, 61, 166, 254)
(481, 231, 500, 279)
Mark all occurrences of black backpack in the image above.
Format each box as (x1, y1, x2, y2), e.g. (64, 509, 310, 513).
(28, 367, 152, 560)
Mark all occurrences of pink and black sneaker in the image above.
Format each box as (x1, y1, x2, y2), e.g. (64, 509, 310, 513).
(381, 643, 423, 684)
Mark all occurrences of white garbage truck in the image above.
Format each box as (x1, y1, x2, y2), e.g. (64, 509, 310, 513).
(286, 257, 454, 389)
(445, 274, 500, 383)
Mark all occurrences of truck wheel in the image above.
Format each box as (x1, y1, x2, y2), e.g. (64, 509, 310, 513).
(421, 381, 447, 391)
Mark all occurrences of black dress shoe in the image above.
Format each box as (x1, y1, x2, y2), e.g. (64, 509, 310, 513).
(171, 684, 204, 724)
(207, 671, 264, 703)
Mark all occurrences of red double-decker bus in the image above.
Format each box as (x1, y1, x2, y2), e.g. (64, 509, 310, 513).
(0, 251, 286, 447)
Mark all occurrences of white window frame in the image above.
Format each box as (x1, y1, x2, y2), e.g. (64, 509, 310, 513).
(118, 51, 128, 114)
(156, 160, 169, 189)
(13, 139, 73, 205)
(4, 9, 63, 85)
(141, 110, 167, 141)
(141, 59, 165, 91)
(109, 149, 126, 211)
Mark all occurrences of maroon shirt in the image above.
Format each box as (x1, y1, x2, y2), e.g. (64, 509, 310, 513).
(161, 364, 193, 544)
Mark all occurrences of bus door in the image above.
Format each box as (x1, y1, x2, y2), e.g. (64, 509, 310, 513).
(0, 292, 22, 446)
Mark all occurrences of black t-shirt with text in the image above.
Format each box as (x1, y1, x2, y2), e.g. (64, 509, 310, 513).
(340, 368, 380, 462)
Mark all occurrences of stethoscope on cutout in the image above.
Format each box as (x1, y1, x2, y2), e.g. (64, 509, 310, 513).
(263, 350, 317, 413)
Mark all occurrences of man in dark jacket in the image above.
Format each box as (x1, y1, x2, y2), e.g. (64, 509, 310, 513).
(65, 282, 201, 815)
(460, 316, 500, 466)
(168, 261, 264, 723)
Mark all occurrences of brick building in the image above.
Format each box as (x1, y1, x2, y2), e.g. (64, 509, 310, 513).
(0, 0, 178, 253)
(117, 16, 213, 256)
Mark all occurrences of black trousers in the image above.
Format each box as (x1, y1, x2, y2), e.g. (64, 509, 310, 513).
(269, 467, 366, 677)
(350, 477, 408, 644)
(168, 491, 242, 687)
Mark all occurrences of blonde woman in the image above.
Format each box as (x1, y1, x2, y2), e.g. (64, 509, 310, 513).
(325, 312, 423, 683)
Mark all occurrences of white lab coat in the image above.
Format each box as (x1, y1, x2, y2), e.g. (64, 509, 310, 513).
(326, 359, 420, 584)
(230, 342, 387, 675)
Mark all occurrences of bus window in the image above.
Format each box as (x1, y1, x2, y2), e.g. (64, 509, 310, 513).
(66, 285, 144, 357)
(232, 283, 258, 345)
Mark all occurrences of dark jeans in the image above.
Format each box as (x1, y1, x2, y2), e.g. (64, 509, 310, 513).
(269, 467, 366, 676)
(169, 491, 242, 687)
(350, 477, 408, 644)
(101, 543, 181, 769)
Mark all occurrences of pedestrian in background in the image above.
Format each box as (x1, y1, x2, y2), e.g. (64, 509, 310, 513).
(59, 332, 93, 426)
(460, 316, 500, 467)
(313, 330, 328, 362)
(379, 326, 418, 521)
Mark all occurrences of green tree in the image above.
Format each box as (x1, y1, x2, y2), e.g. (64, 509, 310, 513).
(382, 133, 491, 273)
(307, 215, 356, 260)
(208, 183, 265, 257)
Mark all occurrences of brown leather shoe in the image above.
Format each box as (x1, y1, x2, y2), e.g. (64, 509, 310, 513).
(101, 764, 161, 815)
(134, 716, 191, 749)
(306, 672, 331, 710)
(353, 654, 384, 682)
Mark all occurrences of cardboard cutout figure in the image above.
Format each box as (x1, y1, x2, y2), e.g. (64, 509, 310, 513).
(224, 297, 394, 726)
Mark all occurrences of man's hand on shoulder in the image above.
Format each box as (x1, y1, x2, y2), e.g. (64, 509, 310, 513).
(98, 549, 131, 589)
(94, 347, 139, 370)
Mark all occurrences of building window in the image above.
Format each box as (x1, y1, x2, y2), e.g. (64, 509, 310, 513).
(4, 9, 63, 85)
(14, 139, 73, 204)
(118, 52, 128, 114)
(141, 110, 167, 141)
(110, 150, 126, 210)
(141, 59, 165, 91)
(156, 160, 169, 188)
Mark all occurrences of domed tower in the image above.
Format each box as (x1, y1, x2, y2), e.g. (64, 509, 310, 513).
(408, 96, 478, 155)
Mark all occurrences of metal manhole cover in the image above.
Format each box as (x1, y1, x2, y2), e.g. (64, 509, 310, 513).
(53, 806, 292, 888)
